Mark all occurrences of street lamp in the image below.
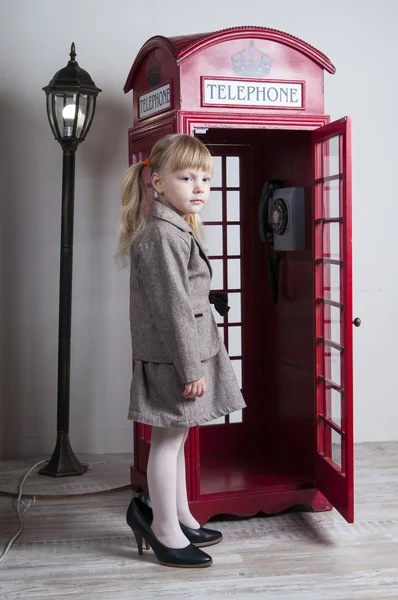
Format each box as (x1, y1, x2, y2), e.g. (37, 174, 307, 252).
(39, 43, 101, 477)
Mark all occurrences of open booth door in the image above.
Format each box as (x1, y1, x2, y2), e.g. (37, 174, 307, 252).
(313, 117, 354, 523)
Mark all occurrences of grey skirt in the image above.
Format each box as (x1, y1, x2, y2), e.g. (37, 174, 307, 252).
(128, 342, 246, 428)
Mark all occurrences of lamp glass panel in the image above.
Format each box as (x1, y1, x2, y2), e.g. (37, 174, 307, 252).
(76, 94, 88, 138)
(46, 94, 58, 138)
(80, 95, 95, 139)
(55, 93, 77, 139)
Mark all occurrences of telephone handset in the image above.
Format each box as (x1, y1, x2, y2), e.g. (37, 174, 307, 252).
(259, 179, 285, 244)
(259, 180, 305, 303)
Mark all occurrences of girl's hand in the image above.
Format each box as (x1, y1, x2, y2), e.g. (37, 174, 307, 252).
(183, 377, 206, 398)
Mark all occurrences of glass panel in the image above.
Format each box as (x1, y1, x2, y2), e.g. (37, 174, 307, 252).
(227, 225, 240, 256)
(228, 326, 242, 356)
(203, 224, 223, 256)
(324, 344, 341, 386)
(323, 222, 340, 261)
(227, 191, 240, 221)
(55, 94, 71, 138)
(201, 416, 226, 427)
(323, 263, 340, 303)
(229, 410, 243, 423)
(211, 156, 222, 187)
(227, 259, 241, 289)
(324, 303, 341, 345)
(228, 292, 241, 323)
(326, 386, 342, 427)
(323, 179, 340, 219)
(201, 190, 222, 222)
(46, 94, 57, 138)
(226, 156, 240, 187)
(76, 94, 88, 137)
(331, 429, 342, 470)
(55, 93, 86, 139)
(323, 136, 340, 177)
(231, 359, 242, 388)
(209, 259, 223, 289)
(81, 95, 95, 139)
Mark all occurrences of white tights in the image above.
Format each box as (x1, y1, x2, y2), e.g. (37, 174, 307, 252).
(147, 426, 201, 549)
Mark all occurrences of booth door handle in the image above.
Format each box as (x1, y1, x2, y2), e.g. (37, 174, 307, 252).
(353, 317, 361, 327)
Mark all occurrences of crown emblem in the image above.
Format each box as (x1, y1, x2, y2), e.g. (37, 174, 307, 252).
(147, 51, 161, 87)
(231, 40, 273, 77)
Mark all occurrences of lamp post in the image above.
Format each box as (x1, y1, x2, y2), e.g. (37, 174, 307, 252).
(39, 43, 101, 477)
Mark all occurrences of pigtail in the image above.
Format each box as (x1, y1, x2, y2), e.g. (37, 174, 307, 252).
(116, 162, 148, 267)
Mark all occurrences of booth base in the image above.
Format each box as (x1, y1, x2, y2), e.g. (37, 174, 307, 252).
(191, 487, 332, 525)
(130, 455, 332, 525)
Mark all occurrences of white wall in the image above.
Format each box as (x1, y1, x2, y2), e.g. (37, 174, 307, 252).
(0, 0, 396, 457)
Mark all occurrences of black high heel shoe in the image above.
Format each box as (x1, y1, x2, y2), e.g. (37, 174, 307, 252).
(136, 493, 223, 548)
(126, 497, 213, 568)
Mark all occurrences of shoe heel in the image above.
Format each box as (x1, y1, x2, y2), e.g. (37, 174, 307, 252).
(133, 530, 144, 556)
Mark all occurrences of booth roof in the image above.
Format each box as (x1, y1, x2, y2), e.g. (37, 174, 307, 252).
(124, 25, 336, 93)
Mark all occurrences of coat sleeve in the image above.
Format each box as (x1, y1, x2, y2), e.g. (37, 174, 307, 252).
(136, 231, 204, 384)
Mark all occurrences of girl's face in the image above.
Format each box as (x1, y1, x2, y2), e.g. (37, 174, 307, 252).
(151, 161, 212, 217)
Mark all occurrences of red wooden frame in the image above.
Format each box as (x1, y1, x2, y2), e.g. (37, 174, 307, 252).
(313, 117, 353, 523)
(179, 111, 329, 133)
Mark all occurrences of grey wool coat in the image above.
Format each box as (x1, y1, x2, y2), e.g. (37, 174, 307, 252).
(128, 198, 246, 428)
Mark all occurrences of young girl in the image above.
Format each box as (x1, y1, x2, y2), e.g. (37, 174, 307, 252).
(117, 134, 246, 568)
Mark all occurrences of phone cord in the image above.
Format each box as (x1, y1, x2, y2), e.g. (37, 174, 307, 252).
(267, 249, 283, 304)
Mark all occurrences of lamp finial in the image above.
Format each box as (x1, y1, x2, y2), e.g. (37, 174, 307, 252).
(70, 43, 76, 62)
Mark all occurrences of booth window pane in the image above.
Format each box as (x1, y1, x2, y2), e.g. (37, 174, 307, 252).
(202, 190, 223, 222)
(323, 135, 340, 177)
(204, 224, 223, 256)
(209, 258, 224, 289)
(229, 410, 243, 423)
(324, 303, 341, 345)
(323, 425, 342, 472)
(231, 359, 242, 388)
(324, 344, 341, 387)
(211, 156, 222, 187)
(227, 225, 240, 256)
(228, 292, 241, 323)
(226, 156, 240, 187)
(227, 191, 240, 221)
(323, 179, 340, 218)
(323, 222, 340, 261)
(228, 259, 241, 289)
(323, 262, 340, 303)
(228, 326, 242, 356)
(326, 385, 342, 428)
(331, 429, 342, 470)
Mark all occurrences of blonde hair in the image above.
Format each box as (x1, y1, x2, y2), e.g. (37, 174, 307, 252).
(117, 134, 213, 266)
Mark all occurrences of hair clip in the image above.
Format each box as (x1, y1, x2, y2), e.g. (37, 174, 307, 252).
(143, 158, 151, 167)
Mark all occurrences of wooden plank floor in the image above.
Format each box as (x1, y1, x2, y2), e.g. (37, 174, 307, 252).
(1, 442, 398, 599)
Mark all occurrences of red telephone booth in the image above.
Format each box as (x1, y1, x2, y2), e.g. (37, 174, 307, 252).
(124, 26, 359, 524)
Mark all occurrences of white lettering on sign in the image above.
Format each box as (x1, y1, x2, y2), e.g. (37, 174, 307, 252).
(138, 83, 171, 119)
(202, 78, 303, 109)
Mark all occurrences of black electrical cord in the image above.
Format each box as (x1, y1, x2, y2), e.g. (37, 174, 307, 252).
(267, 247, 284, 304)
